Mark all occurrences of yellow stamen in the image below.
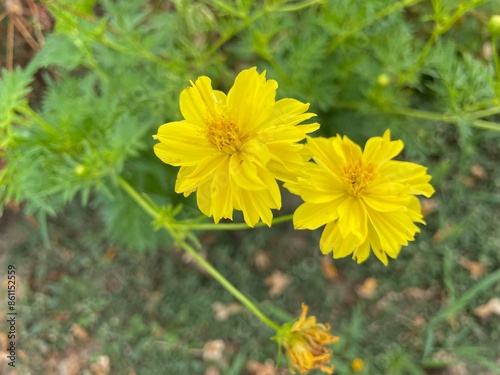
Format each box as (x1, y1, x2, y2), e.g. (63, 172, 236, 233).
(205, 107, 241, 153)
(341, 160, 376, 196)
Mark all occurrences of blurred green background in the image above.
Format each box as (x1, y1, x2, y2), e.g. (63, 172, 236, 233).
(1, 0, 500, 374)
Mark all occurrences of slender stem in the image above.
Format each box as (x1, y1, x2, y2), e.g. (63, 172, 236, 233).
(464, 106, 500, 120)
(118, 177, 159, 219)
(327, 0, 423, 52)
(401, 0, 486, 86)
(188, 214, 293, 231)
(118, 176, 281, 331)
(178, 239, 280, 331)
(492, 35, 500, 84)
(334, 101, 500, 131)
(21, 104, 61, 138)
(203, 8, 269, 59)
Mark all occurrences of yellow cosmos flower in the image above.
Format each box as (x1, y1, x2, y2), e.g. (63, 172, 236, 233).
(273, 303, 340, 374)
(286, 130, 435, 265)
(153, 67, 319, 227)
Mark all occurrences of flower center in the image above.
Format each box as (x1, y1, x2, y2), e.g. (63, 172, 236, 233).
(205, 108, 241, 154)
(341, 159, 376, 196)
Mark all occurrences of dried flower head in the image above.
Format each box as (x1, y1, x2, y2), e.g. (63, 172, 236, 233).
(273, 303, 340, 374)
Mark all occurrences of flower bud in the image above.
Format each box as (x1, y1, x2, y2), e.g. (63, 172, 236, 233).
(488, 15, 500, 36)
(376, 73, 391, 87)
(74, 164, 86, 176)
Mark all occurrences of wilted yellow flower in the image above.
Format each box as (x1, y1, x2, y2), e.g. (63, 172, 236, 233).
(286, 130, 434, 265)
(153, 67, 318, 227)
(273, 303, 340, 374)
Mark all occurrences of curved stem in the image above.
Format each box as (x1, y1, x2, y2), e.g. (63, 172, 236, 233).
(118, 176, 281, 331)
(492, 35, 500, 85)
(188, 214, 293, 231)
(178, 239, 280, 331)
(334, 101, 500, 131)
(118, 177, 159, 219)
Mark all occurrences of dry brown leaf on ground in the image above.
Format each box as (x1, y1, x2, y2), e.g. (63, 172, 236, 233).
(202, 339, 226, 362)
(321, 257, 340, 281)
(356, 278, 378, 299)
(432, 222, 457, 244)
(474, 298, 500, 319)
(90, 355, 110, 375)
(104, 246, 118, 261)
(458, 256, 485, 280)
(471, 164, 488, 180)
(204, 366, 221, 375)
(420, 197, 438, 215)
(265, 270, 291, 297)
(246, 359, 279, 375)
(403, 287, 434, 300)
(70, 323, 89, 341)
(212, 302, 242, 321)
(254, 251, 271, 271)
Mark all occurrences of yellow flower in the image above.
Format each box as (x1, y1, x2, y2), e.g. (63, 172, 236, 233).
(153, 67, 319, 227)
(273, 303, 340, 374)
(286, 130, 435, 265)
(351, 358, 365, 372)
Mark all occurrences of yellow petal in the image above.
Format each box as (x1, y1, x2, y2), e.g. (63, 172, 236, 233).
(307, 137, 344, 176)
(297, 164, 345, 203)
(352, 240, 371, 263)
(227, 67, 277, 135)
(293, 201, 341, 230)
(266, 143, 310, 182)
(229, 152, 268, 190)
(336, 196, 367, 241)
(196, 181, 211, 217)
(257, 167, 282, 208)
(362, 130, 403, 167)
(179, 76, 217, 127)
(366, 208, 419, 254)
(239, 189, 274, 227)
(210, 165, 234, 223)
(153, 121, 214, 166)
(267, 98, 317, 128)
(379, 161, 435, 197)
(361, 183, 411, 212)
(319, 221, 358, 258)
(175, 154, 228, 193)
(334, 134, 363, 164)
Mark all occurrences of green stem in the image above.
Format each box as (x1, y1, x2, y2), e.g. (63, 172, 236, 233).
(401, 0, 486, 85)
(334, 101, 500, 131)
(203, 8, 269, 59)
(327, 0, 423, 52)
(118, 177, 159, 219)
(21, 104, 60, 138)
(492, 35, 500, 83)
(188, 214, 293, 231)
(178, 239, 280, 331)
(117, 176, 281, 331)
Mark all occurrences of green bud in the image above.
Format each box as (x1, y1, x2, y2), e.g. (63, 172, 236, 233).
(74, 164, 86, 176)
(376, 73, 391, 87)
(488, 15, 500, 36)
